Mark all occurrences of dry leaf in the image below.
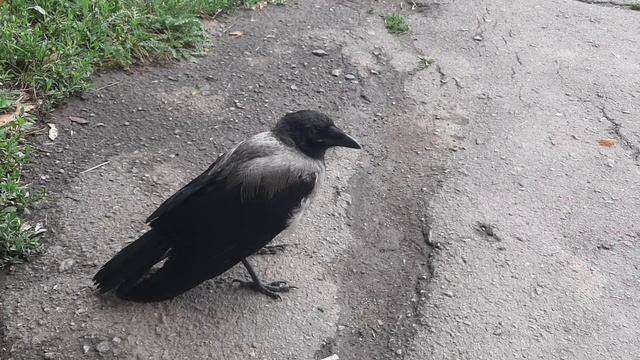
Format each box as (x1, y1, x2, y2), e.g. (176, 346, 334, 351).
(254, 1, 267, 10)
(0, 113, 13, 125)
(34, 222, 47, 235)
(48, 123, 59, 141)
(0, 102, 36, 125)
(228, 31, 244, 37)
(597, 138, 617, 148)
(69, 116, 89, 124)
(20, 104, 35, 113)
(48, 52, 61, 62)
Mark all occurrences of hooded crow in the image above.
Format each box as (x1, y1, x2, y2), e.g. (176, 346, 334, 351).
(93, 110, 361, 302)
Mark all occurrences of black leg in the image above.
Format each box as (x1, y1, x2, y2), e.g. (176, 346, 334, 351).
(256, 243, 288, 255)
(234, 258, 295, 299)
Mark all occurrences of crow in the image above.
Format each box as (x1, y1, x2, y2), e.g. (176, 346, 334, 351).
(93, 110, 361, 302)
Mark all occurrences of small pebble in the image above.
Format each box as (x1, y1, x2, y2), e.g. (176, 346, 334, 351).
(312, 49, 328, 56)
(58, 259, 75, 272)
(321, 355, 339, 360)
(344, 74, 356, 80)
(96, 341, 111, 355)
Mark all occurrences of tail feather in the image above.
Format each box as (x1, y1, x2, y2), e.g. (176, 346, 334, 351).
(115, 246, 248, 302)
(115, 257, 205, 302)
(93, 229, 171, 294)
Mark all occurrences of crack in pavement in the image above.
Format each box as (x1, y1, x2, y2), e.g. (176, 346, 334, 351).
(435, 64, 447, 86)
(575, 0, 640, 9)
(515, 51, 523, 66)
(598, 104, 640, 162)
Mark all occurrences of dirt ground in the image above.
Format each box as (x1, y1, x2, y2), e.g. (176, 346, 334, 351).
(1, 0, 639, 359)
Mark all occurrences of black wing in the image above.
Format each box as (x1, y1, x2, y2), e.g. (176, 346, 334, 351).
(143, 155, 319, 277)
(145, 155, 224, 224)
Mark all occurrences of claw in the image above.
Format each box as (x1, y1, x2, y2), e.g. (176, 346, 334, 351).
(236, 258, 296, 300)
(233, 279, 295, 299)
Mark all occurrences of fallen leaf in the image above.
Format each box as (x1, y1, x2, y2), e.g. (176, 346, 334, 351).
(48, 52, 61, 62)
(228, 31, 244, 37)
(21, 104, 35, 113)
(0, 113, 13, 125)
(13, 101, 36, 114)
(0, 102, 36, 125)
(597, 138, 617, 148)
(34, 222, 47, 235)
(48, 123, 58, 141)
(69, 116, 89, 124)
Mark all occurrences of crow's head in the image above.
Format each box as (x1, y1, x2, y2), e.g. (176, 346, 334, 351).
(273, 110, 361, 159)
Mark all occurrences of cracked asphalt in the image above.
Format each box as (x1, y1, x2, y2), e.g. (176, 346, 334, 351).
(1, 0, 639, 359)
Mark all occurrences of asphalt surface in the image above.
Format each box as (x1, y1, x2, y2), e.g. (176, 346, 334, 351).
(1, 0, 639, 359)
(406, 1, 640, 358)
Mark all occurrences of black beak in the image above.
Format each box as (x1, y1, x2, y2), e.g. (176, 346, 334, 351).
(325, 125, 362, 149)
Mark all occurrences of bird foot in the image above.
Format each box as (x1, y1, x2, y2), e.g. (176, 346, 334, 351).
(233, 279, 296, 299)
(256, 244, 288, 255)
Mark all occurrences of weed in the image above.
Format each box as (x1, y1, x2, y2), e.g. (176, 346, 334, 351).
(0, 91, 18, 113)
(0, 116, 41, 267)
(385, 14, 409, 34)
(631, 2, 640, 10)
(418, 56, 435, 70)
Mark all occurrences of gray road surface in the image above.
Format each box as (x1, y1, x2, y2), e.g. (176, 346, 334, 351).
(1, 0, 639, 359)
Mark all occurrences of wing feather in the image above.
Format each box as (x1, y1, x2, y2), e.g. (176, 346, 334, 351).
(146, 132, 323, 227)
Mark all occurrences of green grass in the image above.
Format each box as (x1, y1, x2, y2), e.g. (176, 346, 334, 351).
(0, 0, 261, 105)
(384, 14, 409, 34)
(631, 2, 640, 11)
(418, 56, 435, 70)
(0, 111, 40, 267)
(0, 95, 15, 113)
